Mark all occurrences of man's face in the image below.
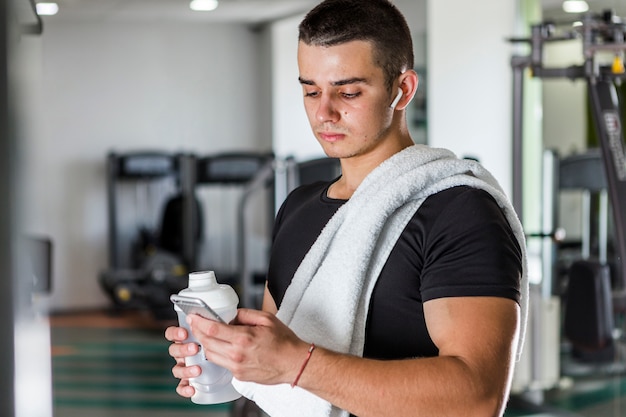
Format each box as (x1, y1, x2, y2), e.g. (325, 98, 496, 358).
(297, 40, 395, 160)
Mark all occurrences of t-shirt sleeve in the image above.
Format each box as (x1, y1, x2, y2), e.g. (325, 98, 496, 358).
(419, 188, 522, 304)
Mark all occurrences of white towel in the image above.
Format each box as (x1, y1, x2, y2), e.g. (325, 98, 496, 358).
(233, 144, 528, 417)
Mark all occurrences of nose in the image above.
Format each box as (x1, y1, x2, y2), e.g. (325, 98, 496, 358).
(316, 94, 340, 123)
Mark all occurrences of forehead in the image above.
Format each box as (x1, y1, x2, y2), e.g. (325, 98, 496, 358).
(297, 40, 384, 85)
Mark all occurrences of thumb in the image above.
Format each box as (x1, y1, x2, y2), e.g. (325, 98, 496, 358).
(233, 308, 277, 327)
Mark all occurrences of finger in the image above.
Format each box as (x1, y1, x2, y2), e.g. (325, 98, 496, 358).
(200, 334, 241, 368)
(187, 314, 232, 340)
(186, 315, 252, 367)
(175, 379, 196, 398)
(171, 362, 202, 380)
(231, 308, 275, 326)
(165, 326, 188, 342)
(168, 341, 199, 359)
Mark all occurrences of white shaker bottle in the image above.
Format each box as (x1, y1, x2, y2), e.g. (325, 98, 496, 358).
(173, 270, 242, 404)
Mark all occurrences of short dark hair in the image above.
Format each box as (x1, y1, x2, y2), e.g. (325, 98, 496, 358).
(298, 0, 414, 91)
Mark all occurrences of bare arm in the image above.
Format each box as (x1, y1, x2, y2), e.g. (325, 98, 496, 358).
(186, 295, 520, 417)
(296, 296, 520, 417)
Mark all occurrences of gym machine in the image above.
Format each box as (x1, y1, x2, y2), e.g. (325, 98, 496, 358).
(100, 150, 279, 316)
(99, 151, 198, 318)
(509, 9, 626, 397)
(186, 152, 275, 309)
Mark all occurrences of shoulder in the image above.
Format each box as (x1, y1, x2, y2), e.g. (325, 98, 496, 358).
(419, 186, 508, 233)
(417, 185, 522, 274)
(424, 185, 499, 211)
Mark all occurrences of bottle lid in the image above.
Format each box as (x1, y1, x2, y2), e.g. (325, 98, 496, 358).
(184, 270, 239, 310)
(188, 270, 219, 291)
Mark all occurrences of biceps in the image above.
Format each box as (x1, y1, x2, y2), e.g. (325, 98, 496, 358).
(424, 297, 520, 367)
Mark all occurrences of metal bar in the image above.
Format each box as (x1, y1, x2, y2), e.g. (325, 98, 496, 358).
(587, 79, 626, 289)
(0, 0, 16, 412)
(581, 190, 591, 260)
(106, 153, 119, 268)
(587, 44, 626, 54)
(237, 160, 275, 309)
(541, 150, 558, 299)
(180, 154, 197, 270)
(599, 190, 609, 264)
(511, 61, 525, 219)
(531, 66, 585, 80)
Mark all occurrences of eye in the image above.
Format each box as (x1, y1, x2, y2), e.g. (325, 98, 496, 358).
(341, 91, 361, 99)
(304, 90, 320, 98)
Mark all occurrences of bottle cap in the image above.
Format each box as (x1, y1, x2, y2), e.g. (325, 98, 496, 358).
(188, 270, 219, 291)
(183, 270, 239, 310)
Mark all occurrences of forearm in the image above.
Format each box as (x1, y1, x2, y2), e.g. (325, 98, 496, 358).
(295, 347, 511, 417)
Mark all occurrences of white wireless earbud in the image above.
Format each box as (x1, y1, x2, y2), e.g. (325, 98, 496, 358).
(390, 88, 403, 110)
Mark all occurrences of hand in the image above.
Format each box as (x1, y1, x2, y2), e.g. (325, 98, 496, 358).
(164, 325, 202, 398)
(187, 308, 310, 386)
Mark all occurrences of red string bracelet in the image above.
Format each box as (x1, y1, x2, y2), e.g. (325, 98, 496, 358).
(291, 343, 316, 388)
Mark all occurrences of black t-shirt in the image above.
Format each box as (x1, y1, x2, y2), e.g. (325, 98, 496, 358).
(267, 182, 522, 360)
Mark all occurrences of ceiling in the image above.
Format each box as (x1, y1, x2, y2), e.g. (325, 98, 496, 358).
(16, 0, 626, 30)
(32, 0, 320, 24)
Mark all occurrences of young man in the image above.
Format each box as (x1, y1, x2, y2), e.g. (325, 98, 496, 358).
(165, 1, 527, 416)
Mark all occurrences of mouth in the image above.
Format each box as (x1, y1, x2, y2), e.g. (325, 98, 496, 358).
(318, 131, 346, 142)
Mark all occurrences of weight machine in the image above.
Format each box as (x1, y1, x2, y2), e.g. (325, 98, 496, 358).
(510, 9, 626, 398)
(185, 152, 276, 309)
(99, 151, 197, 319)
(99, 150, 275, 317)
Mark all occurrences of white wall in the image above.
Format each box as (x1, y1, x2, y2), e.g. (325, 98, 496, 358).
(428, 0, 516, 197)
(271, 13, 317, 160)
(26, 19, 268, 310)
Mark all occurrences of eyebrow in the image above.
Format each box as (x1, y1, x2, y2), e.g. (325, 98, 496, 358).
(298, 77, 369, 86)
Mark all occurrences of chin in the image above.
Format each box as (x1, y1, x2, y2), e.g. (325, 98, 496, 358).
(317, 142, 352, 159)
(320, 148, 350, 159)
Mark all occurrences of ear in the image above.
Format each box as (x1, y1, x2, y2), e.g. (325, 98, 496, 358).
(394, 70, 419, 111)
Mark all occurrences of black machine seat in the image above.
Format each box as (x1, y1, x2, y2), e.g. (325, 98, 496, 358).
(559, 149, 607, 192)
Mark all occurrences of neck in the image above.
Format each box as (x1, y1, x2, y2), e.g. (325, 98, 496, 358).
(328, 135, 414, 199)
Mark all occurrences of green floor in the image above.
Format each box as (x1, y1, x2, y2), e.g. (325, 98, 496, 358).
(52, 325, 232, 416)
(51, 318, 625, 417)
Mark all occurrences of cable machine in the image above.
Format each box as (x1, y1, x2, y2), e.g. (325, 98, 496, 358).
(510, 9, 626, 398)
(511, 9, 626, 288)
